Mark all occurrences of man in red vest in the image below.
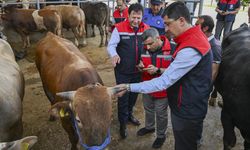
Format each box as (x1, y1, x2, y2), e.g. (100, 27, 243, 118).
(214, 0, 240, 40)
(114, 2, 213, 149)
(137, 27, 171, 148)
(113, 0, 129, 24)
(107, 3, 149, 139)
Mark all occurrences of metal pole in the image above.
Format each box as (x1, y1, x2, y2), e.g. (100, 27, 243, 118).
(36, 0, 40, 9)
(198, 0, 204, 16)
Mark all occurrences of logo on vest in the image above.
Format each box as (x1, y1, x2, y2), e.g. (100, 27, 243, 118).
(121, 36, 130, 40)
(156, 20, 161, 25)
(229, 4, 233, 9)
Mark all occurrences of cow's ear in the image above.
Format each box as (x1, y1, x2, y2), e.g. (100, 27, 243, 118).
(50, 101, 72, 118)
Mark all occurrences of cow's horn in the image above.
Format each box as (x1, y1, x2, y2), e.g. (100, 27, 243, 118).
(107, 86, 125, 96)
(56, 91, 76, 101)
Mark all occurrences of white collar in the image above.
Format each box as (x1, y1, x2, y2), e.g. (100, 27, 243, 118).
(208, 35, 214, 42)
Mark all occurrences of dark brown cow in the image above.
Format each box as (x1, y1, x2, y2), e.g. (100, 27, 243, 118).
(1, 5, 61, 48)
(36, 32, 115, 150)
(44, 5, 87, 47)
(80, 1, 110, 47)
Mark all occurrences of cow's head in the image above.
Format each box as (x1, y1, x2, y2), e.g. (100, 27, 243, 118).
(52, 83, 117, 147)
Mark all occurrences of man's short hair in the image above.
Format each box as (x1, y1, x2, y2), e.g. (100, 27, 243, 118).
(162, 1, 191, 24)
(128, 3, 144, 15)
(199, 15, 214, 33)
(142, 28, 159, 41)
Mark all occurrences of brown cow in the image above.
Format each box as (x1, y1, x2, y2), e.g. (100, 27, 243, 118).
(1, 5, 61, 48)
(44, 5, 87, 47)
(36, 32, 115, 149)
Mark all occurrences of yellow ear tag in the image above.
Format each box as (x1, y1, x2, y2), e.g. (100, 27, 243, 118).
(21, 142, 29, 150)
(59, 108, 69, 117)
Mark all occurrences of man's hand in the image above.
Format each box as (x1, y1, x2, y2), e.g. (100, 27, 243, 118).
(113, 84, 129, 97)
(136, 60, 145, 72)
(146, 64, 158, 75)
(222, 11, 230, 15)
(112, 55, 120, 67)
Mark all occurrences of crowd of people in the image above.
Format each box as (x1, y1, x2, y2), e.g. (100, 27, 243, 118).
(107, 0, 242, 149)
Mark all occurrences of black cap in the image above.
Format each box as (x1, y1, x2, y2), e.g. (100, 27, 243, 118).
(150, 0, 164, 5)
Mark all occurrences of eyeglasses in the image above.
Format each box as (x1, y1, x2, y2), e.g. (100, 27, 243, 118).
(165, 17, 180, 26)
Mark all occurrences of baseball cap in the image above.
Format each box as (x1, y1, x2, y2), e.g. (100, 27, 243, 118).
(150, 0, 164, 5)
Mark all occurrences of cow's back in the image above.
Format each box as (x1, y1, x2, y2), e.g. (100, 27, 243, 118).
(0, 39, 24, 142)
(2, 8, 37, 32)
(36, 32, 102, 103)
(216, 26, 250, 130)
(44, 5, 85, 29)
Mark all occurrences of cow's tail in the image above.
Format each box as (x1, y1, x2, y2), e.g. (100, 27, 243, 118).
(78, 10, 86, 37)
(56, 12, 62, 37)
(105, 5, 110, 33)
(104, 5, 110, 45)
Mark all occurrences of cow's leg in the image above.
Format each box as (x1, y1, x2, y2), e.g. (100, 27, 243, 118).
(209, 87, 217, 106)
(97, 25, 104, 47)
(85, 23, 89, 38)
(72, 28, 79, 47)
(221, 108, 236, 150)
(72, 27, 87, 47)
(239, 129, 250, 150)
(17, 31, 28, 48)
(105, 24, 108, 46)
(26, 35, 30, 48)
(81, 25, 87, 47)
(91, 24, 96, 37)
(61, 117, 78, 150)
(43, 86, 57, 121)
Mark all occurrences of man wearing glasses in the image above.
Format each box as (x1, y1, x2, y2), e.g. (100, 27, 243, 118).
(115, 2, 212, 149)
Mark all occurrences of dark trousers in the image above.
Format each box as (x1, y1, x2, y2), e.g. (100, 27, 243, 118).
(171, 112, 204, 150)
(115, 70, 141, 124)
(215, 20, 233, 41)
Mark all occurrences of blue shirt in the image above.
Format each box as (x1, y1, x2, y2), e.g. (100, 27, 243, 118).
(130, 48, 202, 93)
(107, 28, 120, 57)
(208, 35, 222, 64)
(142, 8, 165, 35)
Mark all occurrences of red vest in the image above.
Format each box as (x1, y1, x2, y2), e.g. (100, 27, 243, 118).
(113, 7, 129, 23)
(141, 36, 171, 98)
(115, 20, 150, 74)
(173, 25, 211, 58)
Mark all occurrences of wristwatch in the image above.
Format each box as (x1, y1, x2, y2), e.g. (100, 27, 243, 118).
(156, 68, 161, 74)
(126, 84, 131, 92)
